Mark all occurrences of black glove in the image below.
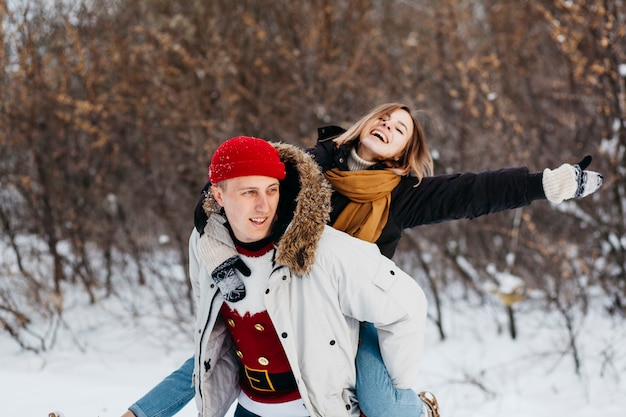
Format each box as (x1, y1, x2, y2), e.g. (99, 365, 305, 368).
(211, 255, 251, 302)
(542, 155, 603, 203)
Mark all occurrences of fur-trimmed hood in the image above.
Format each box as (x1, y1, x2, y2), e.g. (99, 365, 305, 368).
(201, 141, 333, 275)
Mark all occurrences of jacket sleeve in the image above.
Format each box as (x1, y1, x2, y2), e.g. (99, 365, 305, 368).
(188, 228, 203, 309)
(367, 255, 427, 390)
(394, 168, 545, 229)
(323, 228, 427, 390)
(309, 127, 346, 172)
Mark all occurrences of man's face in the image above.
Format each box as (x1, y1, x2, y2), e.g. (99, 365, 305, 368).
(211, 175, 280, 243)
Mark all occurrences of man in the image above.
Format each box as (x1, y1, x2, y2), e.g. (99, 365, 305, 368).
(183, 136, 430, 416)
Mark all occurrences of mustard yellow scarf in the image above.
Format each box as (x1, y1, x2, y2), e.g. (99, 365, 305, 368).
(324, 168, 400, 243)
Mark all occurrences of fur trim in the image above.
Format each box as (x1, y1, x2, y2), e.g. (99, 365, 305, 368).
(202, 186, 221, 215)
(273, 142, 332, 274)
(203, 142, 332, 275)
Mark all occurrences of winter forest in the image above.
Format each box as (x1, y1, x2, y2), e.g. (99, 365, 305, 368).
(1, 0, 625, 416)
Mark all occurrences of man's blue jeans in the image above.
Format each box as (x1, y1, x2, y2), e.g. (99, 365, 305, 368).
(129, 323, 423, 417)
(233, 403, 261, 417)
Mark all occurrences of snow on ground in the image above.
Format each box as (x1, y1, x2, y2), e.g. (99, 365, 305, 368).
(1, 284, 625, 417)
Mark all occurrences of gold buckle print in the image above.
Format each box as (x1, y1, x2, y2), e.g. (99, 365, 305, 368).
(244, 365, 276, 392)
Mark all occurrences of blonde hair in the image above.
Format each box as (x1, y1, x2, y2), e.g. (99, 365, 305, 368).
(333, 103, 433, 181)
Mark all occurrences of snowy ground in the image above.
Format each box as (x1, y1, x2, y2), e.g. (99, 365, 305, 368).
(1, 284, 625, 417)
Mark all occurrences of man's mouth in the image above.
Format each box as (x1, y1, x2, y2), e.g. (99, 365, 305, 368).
(250, 217, 266, 224)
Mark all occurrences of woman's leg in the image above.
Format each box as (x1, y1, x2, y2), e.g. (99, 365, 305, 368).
(128, 356, 196, 417)
(355, 322, 423, 417)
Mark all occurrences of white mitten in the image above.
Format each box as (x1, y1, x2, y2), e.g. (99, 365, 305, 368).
(197, 214, 250, 302)
(542, 155, 603, 203)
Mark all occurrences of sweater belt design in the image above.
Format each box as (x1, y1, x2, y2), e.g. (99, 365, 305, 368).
(243, 365, 298, 392)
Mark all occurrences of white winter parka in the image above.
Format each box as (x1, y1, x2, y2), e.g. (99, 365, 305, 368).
(190, 142, 427, 417)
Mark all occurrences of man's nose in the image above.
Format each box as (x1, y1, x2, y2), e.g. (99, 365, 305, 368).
(256, 195, 269, 212)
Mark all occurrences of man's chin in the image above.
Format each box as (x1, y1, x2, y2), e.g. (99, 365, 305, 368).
(249, 230, 271, 241)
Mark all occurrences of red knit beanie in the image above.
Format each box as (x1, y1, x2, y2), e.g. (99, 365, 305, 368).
(208, 136, 286, 183)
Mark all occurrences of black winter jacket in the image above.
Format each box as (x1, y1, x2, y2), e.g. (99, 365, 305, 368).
(311, 126, 547, 258)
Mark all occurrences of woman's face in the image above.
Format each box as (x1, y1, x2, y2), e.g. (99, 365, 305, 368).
(356, 108, 413, 162)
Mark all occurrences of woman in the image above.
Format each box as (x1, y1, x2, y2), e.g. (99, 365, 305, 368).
(313, 103, 600, 259)
(121, 103, 602, 417)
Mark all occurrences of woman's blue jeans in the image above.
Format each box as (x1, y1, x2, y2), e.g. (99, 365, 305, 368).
(128, 357, 195, 417)
(129, 323, 423, 417)
(355, 322, 423, 417)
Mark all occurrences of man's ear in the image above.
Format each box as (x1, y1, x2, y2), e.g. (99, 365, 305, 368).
(211, 184, 225, 207)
